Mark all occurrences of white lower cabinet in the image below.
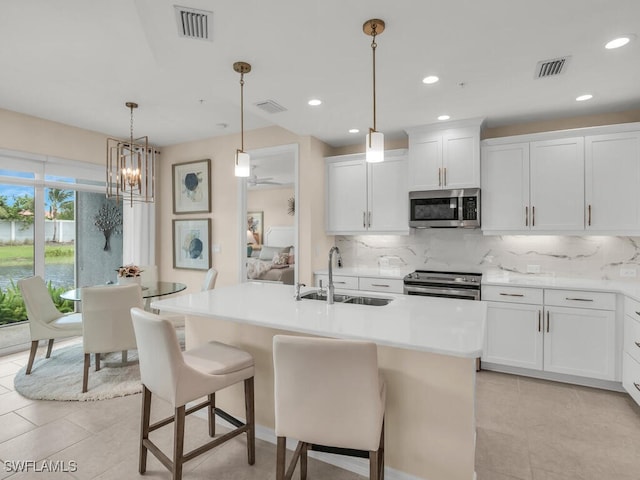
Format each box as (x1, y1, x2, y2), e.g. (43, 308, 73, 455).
(314, 274, 403, 294)
(623, 297, 640, 406)
(482, 285, 617, 381)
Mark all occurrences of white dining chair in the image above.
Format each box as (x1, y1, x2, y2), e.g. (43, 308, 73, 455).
(273, 335, 386, 480)
(139, 265, 158, 287)
(130, 307, 255, 480)
(17, 276, 83, 375)
(202, 267, 218, 291)
(80, 284, 143, 393)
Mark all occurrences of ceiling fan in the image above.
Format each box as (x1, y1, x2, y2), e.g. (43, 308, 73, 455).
(248, 166, 281, 186)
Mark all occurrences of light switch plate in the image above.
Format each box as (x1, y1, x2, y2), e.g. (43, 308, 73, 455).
(620, 267, 636, 278)
(527, 265, 541, 274)
(212, 244, 221, 253)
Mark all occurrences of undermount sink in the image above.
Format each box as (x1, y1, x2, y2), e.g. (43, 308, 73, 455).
(300, 291, 392, 306)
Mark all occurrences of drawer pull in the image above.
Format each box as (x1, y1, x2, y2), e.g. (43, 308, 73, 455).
(635, 382, 640, 392)
(334, 281, 347, 284)
(635, 342, 640, 349)
(499, 293, 525, 297)
(636, 311, 640, 317)
(565, 297, 593, 302)
(370, 284, 390, 288)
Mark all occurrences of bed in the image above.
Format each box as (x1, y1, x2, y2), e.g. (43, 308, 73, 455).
(246, 226, 295, 285)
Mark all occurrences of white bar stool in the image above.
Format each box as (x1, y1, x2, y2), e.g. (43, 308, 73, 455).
(273, 335, 386, 480)
(131, 308, 255, 480)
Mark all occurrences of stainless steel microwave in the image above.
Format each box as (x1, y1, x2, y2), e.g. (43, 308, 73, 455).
(409, 188, 480, 228)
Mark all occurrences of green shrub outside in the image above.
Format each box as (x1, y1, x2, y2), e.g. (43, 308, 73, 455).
(0, 280, 74, 326)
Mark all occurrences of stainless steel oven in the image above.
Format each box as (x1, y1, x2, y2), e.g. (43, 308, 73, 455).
(403, 270, 482, 300)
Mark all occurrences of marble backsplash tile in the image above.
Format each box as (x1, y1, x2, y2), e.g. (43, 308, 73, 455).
(336, 230, 640, 281)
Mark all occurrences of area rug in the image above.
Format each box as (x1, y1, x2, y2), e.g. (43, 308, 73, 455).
(14, 328, 185, 402)
(13, 343, 143, 402)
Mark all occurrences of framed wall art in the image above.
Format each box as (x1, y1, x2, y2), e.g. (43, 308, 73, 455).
(247, 211, 263, 245)
(173, 218, 211, 270)
(172, 159, 211, 214)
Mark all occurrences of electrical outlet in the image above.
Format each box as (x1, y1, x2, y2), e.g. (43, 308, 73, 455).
(620, 267, 637, 278)
(212, 244, 221, 253)
(527, 265, 541, 274)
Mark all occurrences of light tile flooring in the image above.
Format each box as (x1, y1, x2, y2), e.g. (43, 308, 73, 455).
(1, 343, 640, 480)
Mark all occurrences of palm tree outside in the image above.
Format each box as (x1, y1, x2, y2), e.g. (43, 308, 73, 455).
(47, 189, 74, 243)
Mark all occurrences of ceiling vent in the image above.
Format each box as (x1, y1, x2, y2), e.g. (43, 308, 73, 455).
(254, 100, 287, 114)
(174, 5, 213, 41)
(534, 56, 571, 78)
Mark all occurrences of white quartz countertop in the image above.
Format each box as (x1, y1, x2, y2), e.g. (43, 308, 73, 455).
(313, 267, 412, 279)
(151, 282, 486, 358)
(483, 271, 640, 302)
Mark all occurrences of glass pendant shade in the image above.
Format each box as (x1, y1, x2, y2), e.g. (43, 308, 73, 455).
(365, 130, 384, 163)
(235, 150, 251, 177)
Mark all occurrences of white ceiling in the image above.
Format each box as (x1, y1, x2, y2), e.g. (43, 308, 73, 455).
(1, 0, 639, 149)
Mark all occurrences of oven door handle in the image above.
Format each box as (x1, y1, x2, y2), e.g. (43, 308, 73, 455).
(404, 285, 480, 300)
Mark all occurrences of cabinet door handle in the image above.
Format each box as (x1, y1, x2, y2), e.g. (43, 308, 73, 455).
(546, 310, 550, 333)
(565, 297, 594, 302)
(499, 293, 524, 297)
(635, 341, 640, 349)
(538, 310, 541, 332)
(525, 206, 529, 227)
(634, 382, 640, 392)
(532, 206, 535, 227)
(588, 204, 592, 226)
(444, 167, 447, 186)
(635, 311, 640, 317)
(368, 211, 372, 228)
(438, 167, 442, 186)
(363, 212, 366, 228)
(371, 283, 390, 288)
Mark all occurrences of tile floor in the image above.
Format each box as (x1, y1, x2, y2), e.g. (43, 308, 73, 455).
(1, 343, 640, 480)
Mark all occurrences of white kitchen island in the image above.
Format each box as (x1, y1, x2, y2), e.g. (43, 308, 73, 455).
(152, 282, 487, 480)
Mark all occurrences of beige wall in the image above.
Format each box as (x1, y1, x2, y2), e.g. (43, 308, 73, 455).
(0, 108, 107, 164)
(247, 187, 295, 236)
(159, 126, 333, 291)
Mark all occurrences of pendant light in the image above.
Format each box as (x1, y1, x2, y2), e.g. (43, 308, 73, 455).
(363, 19, 385, 163)
(106, 102, 156, 206)
(234, 61, 251, 177)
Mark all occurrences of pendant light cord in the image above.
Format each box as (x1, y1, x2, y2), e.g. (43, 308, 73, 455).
(240, 73, 245, 152)
(371, 24, 378, 133)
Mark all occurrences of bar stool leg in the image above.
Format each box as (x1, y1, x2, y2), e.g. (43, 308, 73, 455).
(300, 442, 308, 480)
(82, 354, 90, 393)
(276, 436, 286, 480)
(139, 386, 152, 474)
(244, 377, 255, 465)
(208, 393, 215, 437)
(173, 406, 186, 480)
(369, 449, 379, 480)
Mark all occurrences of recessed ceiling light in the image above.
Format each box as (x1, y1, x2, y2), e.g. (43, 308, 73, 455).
(576, 94, 593, 102)
(422, 75, 439, 85)
(605, 36, 632, 49)
(438, 115, 450, 121)
(349, 128, 359, 134)
(308, 99, 322, 106)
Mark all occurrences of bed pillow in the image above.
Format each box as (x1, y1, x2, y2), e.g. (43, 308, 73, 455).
(259, 245, 290, 261)
(273, 252, 289, 265)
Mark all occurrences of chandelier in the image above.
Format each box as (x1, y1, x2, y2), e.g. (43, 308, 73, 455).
(234, 61, 252, 177)
(106, 102, 156, 206)
(363, 19, 385, 163)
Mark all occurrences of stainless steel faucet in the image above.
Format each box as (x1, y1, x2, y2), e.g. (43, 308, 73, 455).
(327, 246, 342, 304)
(294, 282, 306, 301)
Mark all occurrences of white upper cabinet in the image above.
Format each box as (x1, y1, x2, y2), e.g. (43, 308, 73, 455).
(529, 137, 584, 231)
(406, 118, 483, 191)
(325, 149, 408, 235)
(585, 131, 640, 233)
(481, 122, 640, 235)
(481, 143, 530, 231)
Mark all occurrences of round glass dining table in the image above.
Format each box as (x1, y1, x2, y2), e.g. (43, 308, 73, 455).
(60, 281, 187, 301)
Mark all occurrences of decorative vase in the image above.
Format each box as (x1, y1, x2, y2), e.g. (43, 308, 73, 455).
(118, 276, 141, 285)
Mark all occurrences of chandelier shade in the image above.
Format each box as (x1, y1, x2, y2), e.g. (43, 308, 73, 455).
(106, 102, 156, 206)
